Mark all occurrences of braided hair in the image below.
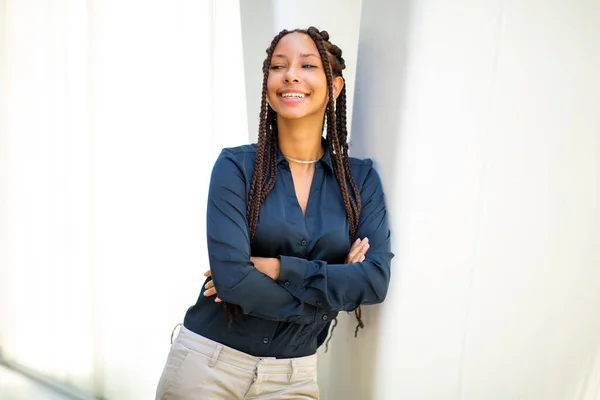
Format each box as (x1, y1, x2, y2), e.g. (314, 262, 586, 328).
(226, 27, 364, 346)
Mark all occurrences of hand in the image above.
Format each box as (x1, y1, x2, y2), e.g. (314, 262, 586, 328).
(345, 237, 369, 263)
(203, 270, 222, 302)
(251, 257, 280, 280)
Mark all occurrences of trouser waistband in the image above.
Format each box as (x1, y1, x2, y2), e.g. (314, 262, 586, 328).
(174, 325, 317, 374)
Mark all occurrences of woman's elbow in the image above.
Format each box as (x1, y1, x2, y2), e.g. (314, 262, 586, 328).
(371, 266, 391, 304)
(373, 284, 389, 304)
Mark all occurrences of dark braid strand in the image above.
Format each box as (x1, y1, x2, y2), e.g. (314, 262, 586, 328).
(247, 30, 288, 239)
(224, 30, 288, 324)
(304, 28, 364, 344)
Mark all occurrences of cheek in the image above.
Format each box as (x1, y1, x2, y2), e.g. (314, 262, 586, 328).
(310, 77, 329, 100)
(266, 77, 278, 103)
(313, 84, 329, 106)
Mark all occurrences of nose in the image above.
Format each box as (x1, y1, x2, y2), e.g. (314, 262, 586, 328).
(284, 66, 300, 83)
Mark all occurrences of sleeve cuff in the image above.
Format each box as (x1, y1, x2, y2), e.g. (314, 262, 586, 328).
(277, 255, 309, 295)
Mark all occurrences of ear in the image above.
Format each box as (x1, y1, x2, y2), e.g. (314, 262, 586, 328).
(332, 76, 344, 100)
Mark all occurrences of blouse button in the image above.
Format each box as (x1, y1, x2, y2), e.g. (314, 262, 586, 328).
(321, 314, 328, 321)
(284, 281, 290, 287)
(300, 239, 307, 246)
(263, 337, 269, 344)
(316, 301, 322, 307)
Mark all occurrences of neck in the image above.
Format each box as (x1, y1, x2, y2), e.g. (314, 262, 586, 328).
(277, 117, 324, 170)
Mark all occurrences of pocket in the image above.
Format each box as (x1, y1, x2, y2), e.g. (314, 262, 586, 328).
(166, 342, 190, 367)
(155, 343, 190, 399)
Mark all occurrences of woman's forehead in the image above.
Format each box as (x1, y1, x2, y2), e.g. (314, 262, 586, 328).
(273, 32, 319, 56)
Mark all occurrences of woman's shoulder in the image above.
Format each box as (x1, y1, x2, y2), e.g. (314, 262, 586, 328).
(348, 156, 374, 168)
(221, 143, 257, 157)
(347, 156, 385, 195)
(210, 144, 259, 182)
(216, 143, 258, 166)
(348, 155, 375, 180)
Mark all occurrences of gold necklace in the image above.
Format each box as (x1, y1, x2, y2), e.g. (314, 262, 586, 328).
(282, 154, 320, 164)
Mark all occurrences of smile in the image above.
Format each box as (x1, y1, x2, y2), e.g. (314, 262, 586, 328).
(280, 92, 307, 98)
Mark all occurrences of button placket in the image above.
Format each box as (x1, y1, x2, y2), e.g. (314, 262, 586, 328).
(257, 325, 277, 351)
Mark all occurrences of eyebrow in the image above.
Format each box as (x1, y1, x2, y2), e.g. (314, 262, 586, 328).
(272, 53, 319, 59)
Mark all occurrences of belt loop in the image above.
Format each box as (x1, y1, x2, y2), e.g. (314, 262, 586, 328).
(170, 323, 182, 344)
(288, 359, 297, 382)
(209, 345, 223, 368)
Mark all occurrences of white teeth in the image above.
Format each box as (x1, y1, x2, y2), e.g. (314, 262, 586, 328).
(281, 93, 306, 98)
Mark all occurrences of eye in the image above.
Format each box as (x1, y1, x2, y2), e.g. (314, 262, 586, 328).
(303, 64, 317, 69)
(270, 65, 284, 70)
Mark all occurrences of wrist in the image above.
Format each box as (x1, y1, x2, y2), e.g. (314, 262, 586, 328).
(270, 257, 281, 280)
(251, 256, 280, 280)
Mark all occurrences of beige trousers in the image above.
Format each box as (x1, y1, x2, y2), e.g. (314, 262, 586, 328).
(156, 325, 319, 400)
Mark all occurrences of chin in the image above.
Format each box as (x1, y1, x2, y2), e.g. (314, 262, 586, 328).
(273, 105, 325, 121)
(276, 110, 311, 120)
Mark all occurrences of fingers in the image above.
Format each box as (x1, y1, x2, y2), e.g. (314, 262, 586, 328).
(349, 238, 362, 252)
(204, 288, 221, 303)
(345, 238, 370, 263)
(353, 238, 369, 260)
(349, 248, 368, 263)
(203, 270, 220, 302)
(346, 238, 363, 260)
(203, 278, 220, 302)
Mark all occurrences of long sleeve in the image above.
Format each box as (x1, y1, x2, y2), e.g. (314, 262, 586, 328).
(277, 164, 393, 312)
(207, 149, 316, 324)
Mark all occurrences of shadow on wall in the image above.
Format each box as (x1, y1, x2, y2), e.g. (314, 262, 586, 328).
(239, 0, 275, 143)
(326, 1, 413, 399)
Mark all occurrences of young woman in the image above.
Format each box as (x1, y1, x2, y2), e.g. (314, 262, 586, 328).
(156, 26, 393, 400)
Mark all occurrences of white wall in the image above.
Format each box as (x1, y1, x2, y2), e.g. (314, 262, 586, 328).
(328, 0, 600, 399)
(240, 0, 274, 143)
(0, 1, 248, 398)
(90, 2, 248, 397)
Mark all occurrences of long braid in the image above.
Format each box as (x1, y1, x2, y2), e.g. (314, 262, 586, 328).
(304, 27, 364, 347)
(247, 30, 288, 240)
(334, 84, 364, 336)
(305, 27, 361, 239)
(337, 86, 361, 222)
(224, 30, 287, 324)
(263, 107, 278, 198)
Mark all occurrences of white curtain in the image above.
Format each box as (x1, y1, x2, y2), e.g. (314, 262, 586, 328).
(0, 0, 248, 398)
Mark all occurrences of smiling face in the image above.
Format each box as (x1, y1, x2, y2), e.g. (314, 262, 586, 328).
(266, 32, 337, 122)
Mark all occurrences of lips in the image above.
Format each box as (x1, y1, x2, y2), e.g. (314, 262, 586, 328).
(278, 90, 309, 104)
(281, 92, 306, 98)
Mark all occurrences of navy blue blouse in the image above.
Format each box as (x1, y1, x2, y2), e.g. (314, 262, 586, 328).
(183, 140, 393, 358)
